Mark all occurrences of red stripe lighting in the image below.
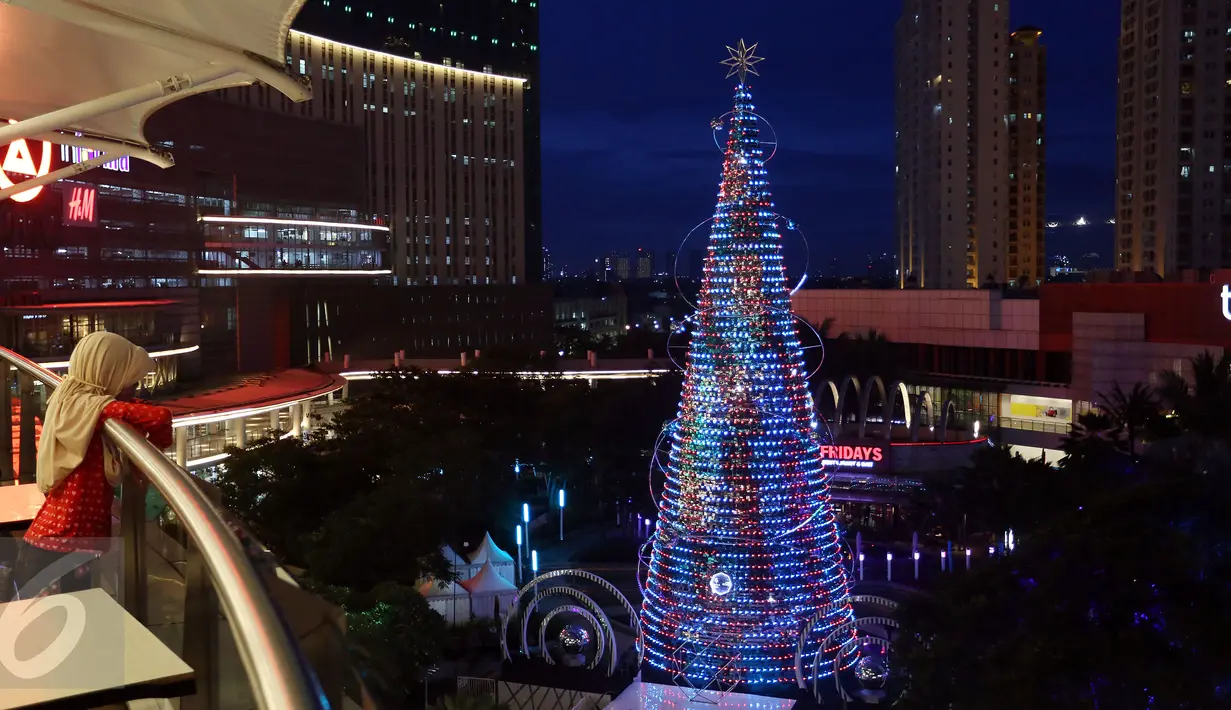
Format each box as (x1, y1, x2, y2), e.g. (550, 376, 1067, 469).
(0, 299, 178, 311)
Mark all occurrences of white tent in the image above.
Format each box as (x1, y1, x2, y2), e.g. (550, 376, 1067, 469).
(459, 561, 519, 619)
(466, 532, 517, 585)
(0, 0, 310, 201)
(417, 578, 471, 626)
(441, 544, 467, 568)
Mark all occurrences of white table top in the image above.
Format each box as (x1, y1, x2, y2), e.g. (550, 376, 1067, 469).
(0, 484, 43, 527)
(0, 588, 194, 709)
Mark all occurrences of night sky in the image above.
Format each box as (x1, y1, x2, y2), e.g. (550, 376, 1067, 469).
(540, 2, 1120, 274)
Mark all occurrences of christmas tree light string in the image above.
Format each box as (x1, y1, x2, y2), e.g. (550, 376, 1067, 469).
(638, 42, 855, 688)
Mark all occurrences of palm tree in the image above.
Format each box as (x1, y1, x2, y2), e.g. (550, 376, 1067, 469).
(1097, 382, 1159, 457)
(1156, 351, 1231, 438)
(1060, 410, 1126, 470)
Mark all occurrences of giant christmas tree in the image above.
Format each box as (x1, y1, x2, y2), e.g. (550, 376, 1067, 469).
(640, 42, 852, 689)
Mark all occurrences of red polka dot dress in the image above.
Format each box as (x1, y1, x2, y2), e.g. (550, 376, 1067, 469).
(24, 400, 173, 554)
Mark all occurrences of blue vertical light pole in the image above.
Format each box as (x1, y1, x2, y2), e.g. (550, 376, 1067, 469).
(515, 524, 523, 585)
(522, 503, 531, 581)
(558, 489, 566, 542)
(531, 549, 539, 595)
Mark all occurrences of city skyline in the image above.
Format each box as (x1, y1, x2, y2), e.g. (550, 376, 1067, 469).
(541, 1, 1119, 273)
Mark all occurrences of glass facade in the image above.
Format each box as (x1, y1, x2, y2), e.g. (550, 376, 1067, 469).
(201, 218, 386, 271)
(15, 309, 181, 358)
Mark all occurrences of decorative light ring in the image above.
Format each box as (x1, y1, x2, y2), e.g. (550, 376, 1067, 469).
(538, 604, 606, 671)
(815, 616, 902, 700)
(500, 569, 642, 665)
(672, 217, 716, 311)
(711, 110, 779, 163)
(518, 586, 617, 676)
(835, 635, 893, 705)
(795, 595, 899, 688)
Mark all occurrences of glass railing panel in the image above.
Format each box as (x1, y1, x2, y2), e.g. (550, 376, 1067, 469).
(0, 351, 329, 709)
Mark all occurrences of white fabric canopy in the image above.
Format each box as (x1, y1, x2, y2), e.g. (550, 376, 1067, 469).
(0, 0, 309, 198)
(460, 561, 519, 595)
(417, 578, 465, 598)
(468, 532, 515, 565)
(418, 578, 471, 626)
(460, 561, 519, 620)
(440, 544, 467, 568)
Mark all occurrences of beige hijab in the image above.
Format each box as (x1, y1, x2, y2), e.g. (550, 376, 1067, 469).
(36, 331, 155, 493)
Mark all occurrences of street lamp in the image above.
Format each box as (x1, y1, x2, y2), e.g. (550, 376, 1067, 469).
(515, 524, 523, 584)
(558, 488, 566, 542)
(531, 549, 539, 595)
(522, 503, 531, 564)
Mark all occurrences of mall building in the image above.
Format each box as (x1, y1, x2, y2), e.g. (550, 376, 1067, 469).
(793, 278, 1231, 462)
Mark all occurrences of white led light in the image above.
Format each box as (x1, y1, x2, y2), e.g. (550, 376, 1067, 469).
(197, 269, 393, 276)
(199, 215, 391, 232)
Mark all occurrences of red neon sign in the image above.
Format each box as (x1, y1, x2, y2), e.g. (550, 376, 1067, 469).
(820, 445, 885, 463)
(0, 119, 52, 202)
(64, 185, 97, 226)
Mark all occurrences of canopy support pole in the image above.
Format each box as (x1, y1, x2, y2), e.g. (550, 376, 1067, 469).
(0, 151, 131, 201)
(0, 64, 237, 148)
(38, 131, 175, 169)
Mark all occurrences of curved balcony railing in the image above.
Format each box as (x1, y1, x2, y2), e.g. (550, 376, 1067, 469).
(0, 346, 358, 709)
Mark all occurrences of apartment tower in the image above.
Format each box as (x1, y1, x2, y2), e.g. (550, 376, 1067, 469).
(1007, 26, 1047, 286)
(1116, 0, 1231, 274)
(897, 0, 1011, 289)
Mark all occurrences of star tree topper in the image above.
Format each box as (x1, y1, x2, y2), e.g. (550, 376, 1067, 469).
(721, 39, 764, 83)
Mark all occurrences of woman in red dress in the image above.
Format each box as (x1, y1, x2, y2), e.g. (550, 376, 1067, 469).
(12, 331, 173, 599)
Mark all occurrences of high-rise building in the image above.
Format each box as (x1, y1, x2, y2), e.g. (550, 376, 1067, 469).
(1115, 0, 1231, 275)
(290, 0, 542, 282)
(635, 248, 654, 279)
(542, 246, 553, 281)
(1007, 26, 1047, 286)
(223, 32, 527, 288)
(896, 0, 1011, 289)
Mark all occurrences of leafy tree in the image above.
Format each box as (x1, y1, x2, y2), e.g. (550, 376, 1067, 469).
(1155, 350, 1231, 437)
(1059, 410, 1127, 472)
(324, 582, 450, 704)
(1098, 381, 1158, 457)
(899, 364, 1231, 708)
(897, 465, 1231, 710)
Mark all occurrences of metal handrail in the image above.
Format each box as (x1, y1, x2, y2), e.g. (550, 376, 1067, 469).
(0, 347, 324, 709)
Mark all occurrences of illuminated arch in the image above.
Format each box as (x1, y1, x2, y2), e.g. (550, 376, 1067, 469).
(500, 569, 641, 666)
(538, 604, 606, 670)
(814, 615, 902, 700)
(832, 374, 861, 435)
(521, 590, 614, 674)
(909, 390, 935, 442)
(882, 380, 913, 441)
(819, 379, 840, 417)
(857, 376, 887, 439)
(794, 594, 899, 689)
(936, 399, 958, 442)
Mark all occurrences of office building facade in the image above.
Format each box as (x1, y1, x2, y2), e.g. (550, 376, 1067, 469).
(221, 30, 527, 288)
(896, 0, 1021, 289)
(290, 0, 542, 282)
(1115, 0, 1231, 274)
(1007, 26, 1047, 286)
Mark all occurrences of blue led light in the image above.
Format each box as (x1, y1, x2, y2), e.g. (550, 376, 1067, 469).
(640, 82, 852, 687)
